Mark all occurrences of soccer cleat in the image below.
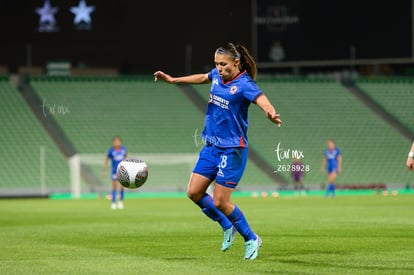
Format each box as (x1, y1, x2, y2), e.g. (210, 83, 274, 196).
(111, 203, 117, 210)
(221, 226, 236, 252)
(117, 201, 124, 210)
(244, 235, 262, 260)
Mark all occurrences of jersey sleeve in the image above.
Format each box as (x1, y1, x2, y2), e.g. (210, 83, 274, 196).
(106, 148, 112, 159)
(243, 81, 263, 103)
(207, 68, 217, 81)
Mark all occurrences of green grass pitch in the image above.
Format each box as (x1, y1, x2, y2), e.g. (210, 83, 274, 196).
(1, 195, 413, 274)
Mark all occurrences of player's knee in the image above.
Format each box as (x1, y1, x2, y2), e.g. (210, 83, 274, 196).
(213, 198, 228, 211)
(186, 189, 202, 202)
(186, 189, 195, 200)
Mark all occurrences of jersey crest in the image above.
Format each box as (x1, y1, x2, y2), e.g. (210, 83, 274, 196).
(229, 85, 238, 94)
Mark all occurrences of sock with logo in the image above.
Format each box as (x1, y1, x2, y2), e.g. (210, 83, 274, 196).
(196, 193, 232, 230)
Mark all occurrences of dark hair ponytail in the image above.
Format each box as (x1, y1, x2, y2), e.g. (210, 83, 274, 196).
(215, 43, 258, 80)
(234, 44, 257, 80)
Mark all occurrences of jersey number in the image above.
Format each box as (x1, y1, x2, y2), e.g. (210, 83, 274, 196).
(219, 155, 228, 169)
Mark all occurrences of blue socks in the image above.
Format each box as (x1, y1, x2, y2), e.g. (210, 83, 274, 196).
(197, 194, 232, 230)
(119, 189, 124, 201)
(227, 206, 256, 242)
(111, 190, 116, 203)
(111, 189, 125, 204)
(326, 183, 336, 197)
(111, 190, 124, 202)
(196, 194, 256, 242)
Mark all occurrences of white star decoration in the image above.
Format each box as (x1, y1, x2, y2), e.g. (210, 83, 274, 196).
(70, 0, 95, 24)
(36, 0, 58, 24)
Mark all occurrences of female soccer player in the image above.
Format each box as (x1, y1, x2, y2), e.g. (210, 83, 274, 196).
(406, 142, 414, 171)
(321, 139, 342, 198)
(103, 136, 127, 210)
(154, 43, 282, 260)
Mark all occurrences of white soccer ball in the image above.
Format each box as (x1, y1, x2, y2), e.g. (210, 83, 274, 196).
(116, 159, 148, 189)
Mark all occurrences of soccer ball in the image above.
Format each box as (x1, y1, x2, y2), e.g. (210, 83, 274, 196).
(116, 159, 148, 189)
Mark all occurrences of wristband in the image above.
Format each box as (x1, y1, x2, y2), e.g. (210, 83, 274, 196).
(409, 151, 414, 158)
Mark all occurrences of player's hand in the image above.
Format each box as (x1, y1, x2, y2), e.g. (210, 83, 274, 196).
(153, 71, 175, 83)
(102, 171, 107, 178)
(267, 112, 282, 127)
(407, 157, 414, 171)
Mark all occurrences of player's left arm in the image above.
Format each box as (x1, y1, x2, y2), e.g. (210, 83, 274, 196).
(337, 155, 342, 173)
(255, 94, 282, 127)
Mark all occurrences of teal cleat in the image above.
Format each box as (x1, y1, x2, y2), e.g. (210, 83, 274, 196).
(221, 226, 236, 252)
(244, 235, 262, 260)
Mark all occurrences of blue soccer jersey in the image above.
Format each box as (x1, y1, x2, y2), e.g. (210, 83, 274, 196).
(324, 147, 341, 172)
(202, 68, 263, 148)
(107, 146, 127, 174)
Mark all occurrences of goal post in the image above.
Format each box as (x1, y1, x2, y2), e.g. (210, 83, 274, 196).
(69, 153, 198, 198)
(69, 154, 81, 199)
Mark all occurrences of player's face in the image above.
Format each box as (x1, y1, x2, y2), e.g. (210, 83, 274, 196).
(327, 140, 335, 150)
(214, 53, 240, 81)
(113, 138, 121, 148)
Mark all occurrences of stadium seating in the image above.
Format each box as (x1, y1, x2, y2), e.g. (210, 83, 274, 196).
(14, 76, 413, 192)
(31, 76, 203, 154)
(355, 78, 414, 133)
(30, 77, 274, 188)
(0, 77, 69, 191)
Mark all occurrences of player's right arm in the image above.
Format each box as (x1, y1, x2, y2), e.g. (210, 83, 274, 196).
(103, 156, 109, 177)
(153, 71, 210, 84)
(320, 158, 326, 172)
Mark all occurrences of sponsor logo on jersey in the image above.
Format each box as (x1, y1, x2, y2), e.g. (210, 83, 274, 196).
(209, 94, 229, 110)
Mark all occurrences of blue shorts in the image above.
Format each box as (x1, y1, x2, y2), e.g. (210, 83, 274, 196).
(326, 166, 338, 174)
(193, 144, 248, 189)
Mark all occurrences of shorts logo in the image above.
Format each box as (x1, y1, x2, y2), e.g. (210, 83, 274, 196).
(217, 168, 224, 177)
(229, 86, 238, 94)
